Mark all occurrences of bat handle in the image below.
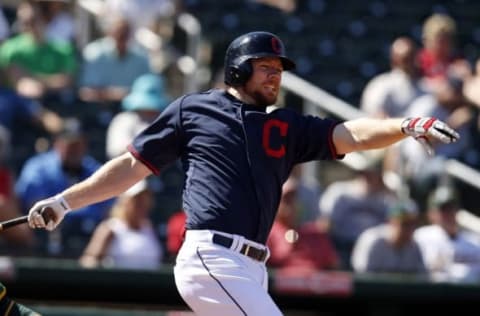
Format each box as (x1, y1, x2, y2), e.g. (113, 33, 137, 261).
(0, 216, 28, 231)
(0, 207, 58, 231)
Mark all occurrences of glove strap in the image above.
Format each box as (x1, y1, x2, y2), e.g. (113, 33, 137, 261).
(54, 194, 72, 213)
(401, 117, 417, 134)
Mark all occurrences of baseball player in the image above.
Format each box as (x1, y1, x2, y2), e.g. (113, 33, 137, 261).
(27, 31, 459, 315)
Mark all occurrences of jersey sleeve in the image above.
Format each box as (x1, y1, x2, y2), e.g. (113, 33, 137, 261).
(128, 97, 184, 175)
(293, 114, 344, 163)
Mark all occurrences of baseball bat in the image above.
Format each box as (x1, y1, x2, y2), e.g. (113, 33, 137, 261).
(0, 215, 28, 231)
(0, 207, 56, 231)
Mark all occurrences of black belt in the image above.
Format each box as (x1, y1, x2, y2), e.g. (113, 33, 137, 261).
(212, 233, 268, 262)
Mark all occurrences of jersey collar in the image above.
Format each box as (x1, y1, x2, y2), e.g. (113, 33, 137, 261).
(223, 90, 267, 113)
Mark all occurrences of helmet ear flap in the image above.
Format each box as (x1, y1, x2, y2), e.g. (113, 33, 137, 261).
(225, 61, 252, 86)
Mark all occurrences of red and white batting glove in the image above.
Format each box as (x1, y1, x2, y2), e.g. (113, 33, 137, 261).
(401, 117, 460, 156)
(28, 194, 71, 231)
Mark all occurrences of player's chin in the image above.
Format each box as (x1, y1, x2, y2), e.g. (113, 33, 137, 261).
(267, 94, 279, 105)
(254, 91, 278, 106)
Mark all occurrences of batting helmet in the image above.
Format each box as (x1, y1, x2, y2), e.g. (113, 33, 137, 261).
(224, 31, 296, 86)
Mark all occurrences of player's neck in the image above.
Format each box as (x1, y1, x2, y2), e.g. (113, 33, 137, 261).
(227, 87, 256, 105)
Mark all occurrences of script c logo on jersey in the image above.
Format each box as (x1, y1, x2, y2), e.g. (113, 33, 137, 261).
(262, 119, 288, 158)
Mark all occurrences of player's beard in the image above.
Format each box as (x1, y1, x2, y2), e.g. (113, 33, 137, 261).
(250, 88, 278, 106)
(251, 92, 274, 106)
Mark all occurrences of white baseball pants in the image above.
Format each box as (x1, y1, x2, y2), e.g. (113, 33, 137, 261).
(174, 230, 283, 316)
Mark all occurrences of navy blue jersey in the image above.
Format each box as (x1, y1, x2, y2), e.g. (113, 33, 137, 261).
(128, 89, 342, 243)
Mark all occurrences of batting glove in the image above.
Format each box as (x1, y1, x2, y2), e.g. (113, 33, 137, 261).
(401, 117, 460, 156)
(27, 194, 71, 231)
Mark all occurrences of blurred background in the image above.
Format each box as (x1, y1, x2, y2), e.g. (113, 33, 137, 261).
(2, 0, 480, 315)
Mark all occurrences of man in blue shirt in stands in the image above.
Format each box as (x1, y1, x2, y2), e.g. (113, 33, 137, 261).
(16, 118, 113, 256)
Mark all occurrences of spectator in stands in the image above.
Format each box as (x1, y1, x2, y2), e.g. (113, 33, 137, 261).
(398, 72, 474, 205)
(106, 73, 171, 159)
(267, 176, 339, 272)
(351, 199, 426, 275)
(15, 118, 114, 257)
(319, 154, 396, 269)
(99, 0, 182, 85)
(361, 37, 431, 195)
(414, 185, 480, 282)
(36, 0, 75, 43)
(77, 14, 152, 108)
(102, 0, 176, 33)
(0, 86, 64, 179)
(80, 179, 163, 270)
(361, 36, 428, 118)
(0, 1, 77, 104)
(417, 13, 471, 91)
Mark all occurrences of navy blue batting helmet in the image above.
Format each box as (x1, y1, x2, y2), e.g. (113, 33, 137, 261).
(224, 31, 296, 86)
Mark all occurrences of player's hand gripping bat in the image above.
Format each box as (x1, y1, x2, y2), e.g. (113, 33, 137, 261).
(0, 207, 56, 231)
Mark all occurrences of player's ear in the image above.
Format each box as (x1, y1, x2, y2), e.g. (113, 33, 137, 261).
(225, 61, 253, 86)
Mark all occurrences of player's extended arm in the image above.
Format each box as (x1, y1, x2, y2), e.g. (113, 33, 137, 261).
(28, 151, 152, 230)
(332, 117, 459, 155)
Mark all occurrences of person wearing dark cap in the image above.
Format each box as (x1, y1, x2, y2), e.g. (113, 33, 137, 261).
(414, 186, 480, 282)
(15, 118, 114, 256)
(351, 199, 426, 274)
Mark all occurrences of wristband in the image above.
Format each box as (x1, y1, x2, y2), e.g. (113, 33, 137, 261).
(54, 194, 72, 213)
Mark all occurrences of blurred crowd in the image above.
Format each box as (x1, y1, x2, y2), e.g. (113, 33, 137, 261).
(1, 0, 480, 285)
(0, 0, 186, 262)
